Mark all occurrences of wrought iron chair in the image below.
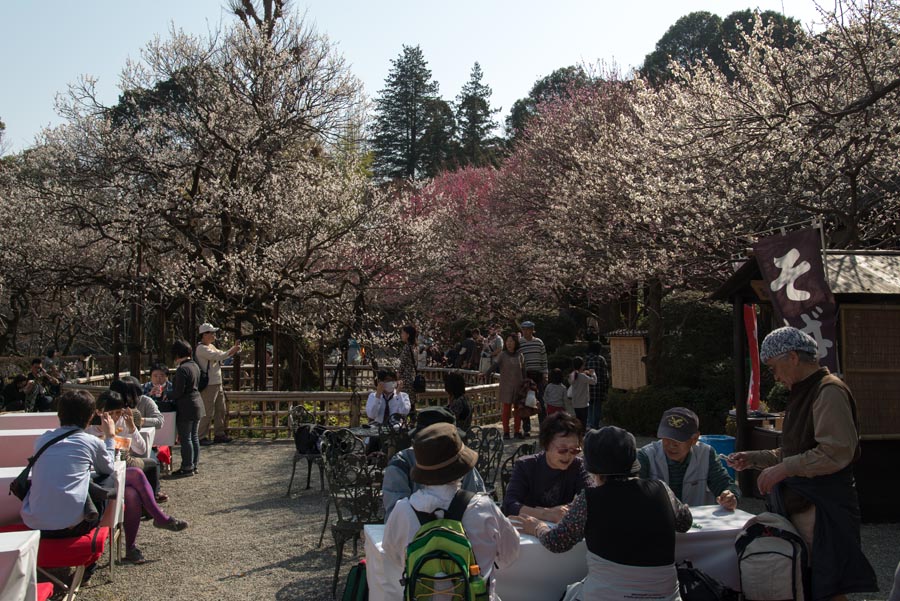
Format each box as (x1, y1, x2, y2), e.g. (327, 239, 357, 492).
(286, 405, 325, 496)
(319, 445, 384, 598)
(374, 413, 412, 465)
(464, 426, 505, 499)
(500, 442, 536, 500)
(318, 429, 367, 547)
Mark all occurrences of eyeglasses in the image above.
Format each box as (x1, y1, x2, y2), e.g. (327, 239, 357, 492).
(551, 445, 582, 456)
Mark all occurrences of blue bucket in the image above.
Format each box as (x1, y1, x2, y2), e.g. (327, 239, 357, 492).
(699, 434, 735, 478)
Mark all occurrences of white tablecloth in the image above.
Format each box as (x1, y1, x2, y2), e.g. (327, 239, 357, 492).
(363, 505, 754, 601)
(0, 468, 24, 527)
(0, 430, 51, 468)
(676, 505, 754, 590)
(0, 413, 58, 430)
(139, 427, 156, 458)
(0, 529, 39, 601)
(156, 413, 177, 447)
(364, 523, 587, 601)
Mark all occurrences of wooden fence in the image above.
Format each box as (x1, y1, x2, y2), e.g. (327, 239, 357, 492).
(61, 381, 501, 439)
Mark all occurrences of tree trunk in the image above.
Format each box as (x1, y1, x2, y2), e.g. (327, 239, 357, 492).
(645, 279, 664, 386)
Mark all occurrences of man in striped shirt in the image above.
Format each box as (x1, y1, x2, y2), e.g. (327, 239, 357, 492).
(519, 321, 548, 436)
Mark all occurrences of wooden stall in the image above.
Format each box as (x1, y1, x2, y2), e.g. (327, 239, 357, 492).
(713, 250, 900, 521)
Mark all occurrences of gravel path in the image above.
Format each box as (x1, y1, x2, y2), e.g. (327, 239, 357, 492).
(73, 437, 898, 601)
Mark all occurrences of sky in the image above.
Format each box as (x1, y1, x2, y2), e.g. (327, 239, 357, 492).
(1, 0, 826, 153)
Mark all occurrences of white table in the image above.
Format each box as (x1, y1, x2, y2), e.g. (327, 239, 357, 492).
(0, 529, 39, 601)
(0, 426, 154, 466)
(363, 506, 754, 601)
(0, 413, 58, 430)
(0, 468, 25, 527)
(363, 523, 587, 601)
(139, 427, 156, 458)
(0, 430, 51, 468)
(676, 505, 754, 591)
(156, 413, 177, 447)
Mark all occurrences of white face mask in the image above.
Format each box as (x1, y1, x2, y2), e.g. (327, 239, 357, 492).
(382, 382, 396, 393)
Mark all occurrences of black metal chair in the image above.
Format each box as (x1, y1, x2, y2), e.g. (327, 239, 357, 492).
(500, 442, 536, 500)
(374, 413, 412, 465)
(286, 405, 324, 496)
(318, 429, 367, 547)
(319, 444, 384, 598)
(464, 426, 505, 499)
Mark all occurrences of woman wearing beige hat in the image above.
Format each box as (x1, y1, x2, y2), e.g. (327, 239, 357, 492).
(383, 423, 520, 600)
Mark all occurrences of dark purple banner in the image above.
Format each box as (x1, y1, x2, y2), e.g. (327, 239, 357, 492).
(753, 227, 839, 371)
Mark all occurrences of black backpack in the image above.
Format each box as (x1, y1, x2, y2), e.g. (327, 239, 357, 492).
(677, 561, 739, 601)
(294, 423, 326, 454)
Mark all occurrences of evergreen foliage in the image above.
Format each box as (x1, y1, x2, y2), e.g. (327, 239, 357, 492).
(455, 62, 499, 168)
(372, 45, 441, 180)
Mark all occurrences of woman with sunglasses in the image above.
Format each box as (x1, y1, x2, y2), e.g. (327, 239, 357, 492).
(501, 412, 593, 523)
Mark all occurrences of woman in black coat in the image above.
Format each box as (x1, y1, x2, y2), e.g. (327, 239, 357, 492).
(170, 339, 205, 477)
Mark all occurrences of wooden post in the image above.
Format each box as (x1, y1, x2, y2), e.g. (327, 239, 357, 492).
(272, 302, 279, 391)
(156, 300, 167, 364)
(233, 316, 242, 391)
(182, 298, 193, 344)
(112, 321, 121, 380)
(319, 331, 325, 391)
(733, 297, 752, 496)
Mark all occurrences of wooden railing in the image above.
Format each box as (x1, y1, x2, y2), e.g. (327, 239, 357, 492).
(61, 381, 502, 440)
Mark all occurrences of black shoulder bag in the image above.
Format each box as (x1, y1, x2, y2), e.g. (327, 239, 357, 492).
(196, 355, 210, 392)
(9, 429, 79, 500)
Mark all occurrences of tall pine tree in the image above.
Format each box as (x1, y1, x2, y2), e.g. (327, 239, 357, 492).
(455, 62, 498, 167)
(372, 45, 441, 179)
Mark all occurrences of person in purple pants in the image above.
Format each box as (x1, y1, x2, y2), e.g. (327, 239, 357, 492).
(122, 466, 189, 563)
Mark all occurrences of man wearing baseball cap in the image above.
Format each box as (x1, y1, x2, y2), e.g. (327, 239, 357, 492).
(519, 320, 548, 436)
(728, 326, 875, 600)
(381, 407, 487, 521)
(638, 407, 739, 509)
(195, 323, 241, 445)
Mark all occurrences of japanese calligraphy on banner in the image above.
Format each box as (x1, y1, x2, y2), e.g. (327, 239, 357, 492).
(753, 227, 839, 372)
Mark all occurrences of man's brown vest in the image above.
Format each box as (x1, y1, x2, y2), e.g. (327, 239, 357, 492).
(781, 367, 861, 463)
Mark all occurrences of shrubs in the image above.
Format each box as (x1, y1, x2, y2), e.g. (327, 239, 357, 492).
(605, 385, 730, 436)
(604, 291, 733, 436)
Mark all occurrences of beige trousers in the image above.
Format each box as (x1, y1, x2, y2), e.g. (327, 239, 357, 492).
(198, 383, 227, 439)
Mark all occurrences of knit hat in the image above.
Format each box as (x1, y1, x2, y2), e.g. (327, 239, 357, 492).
(410, 407, 464, 439)
(583, 426, 640, 476)
(760, 326, 818, 362)
(656, 407, 700, 442)
(410, 423, 478, 485)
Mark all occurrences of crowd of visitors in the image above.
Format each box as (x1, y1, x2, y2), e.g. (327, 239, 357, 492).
(2, 321, 888, 600)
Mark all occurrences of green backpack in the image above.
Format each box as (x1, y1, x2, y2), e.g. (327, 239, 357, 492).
(402, 489, 488, 601)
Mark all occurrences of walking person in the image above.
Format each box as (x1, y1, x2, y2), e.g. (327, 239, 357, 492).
(170, 340, 203, 477)
(568, 357, 597, 428)
(195, 323, 241, 445)
(585, 341, 609, 429)
(519, 321, 549, 435)
(485, 333, 527, 439)
(398, 324, 419, 415)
